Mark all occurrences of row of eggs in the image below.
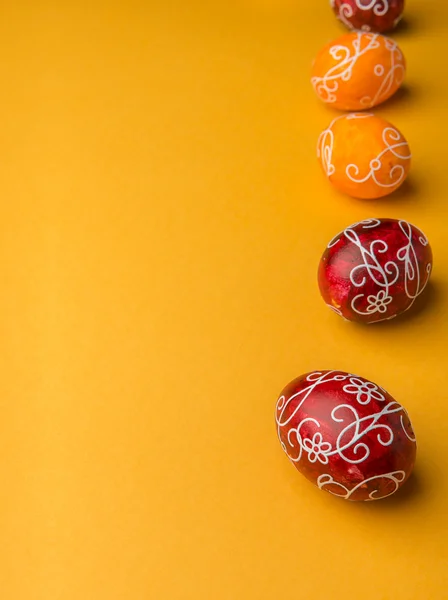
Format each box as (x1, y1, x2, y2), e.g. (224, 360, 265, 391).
(312, 31, 410, 198)
(282, 217, 432, 502)
(276, 3, 421, 502)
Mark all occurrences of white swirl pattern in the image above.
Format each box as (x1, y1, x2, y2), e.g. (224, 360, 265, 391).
(327, 304, 344, 317)
(346, 125, 411, 188)
(317, 114, 411, 194)
(311, 32, 405, 107)
(327, 218, 381, 248)
(276, 370, 415, 500)
(326, 219, 431, 323)
(317, 113, 372, 178)
(317, 470, 406, 500)
(334, 1, 392, 32)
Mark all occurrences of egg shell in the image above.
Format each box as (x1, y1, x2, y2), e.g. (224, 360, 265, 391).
(311, 32, 406, 110)
(317, 113, 411, 199)
(276, 370, 416, 501)
(331, 0, 405, 33)
(318, 218, 433, 324)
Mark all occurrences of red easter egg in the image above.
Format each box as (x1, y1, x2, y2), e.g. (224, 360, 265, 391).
(331, 0, 405, 33)
(276, 370, 416, 501)
(318, 219, 433, 324)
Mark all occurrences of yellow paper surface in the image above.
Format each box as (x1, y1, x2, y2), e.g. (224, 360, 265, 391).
(0, 1, 446, 598)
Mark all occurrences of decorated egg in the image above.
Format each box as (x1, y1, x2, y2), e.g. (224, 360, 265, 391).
(318, 218, 432, 324)
(317, 113, 411, 199)
(276, 370, 416, 501)
(311, 32, 405, 110)
(331, 0, 405, 33)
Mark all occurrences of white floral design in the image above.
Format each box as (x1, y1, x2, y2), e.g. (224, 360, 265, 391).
(276, 370, 416, 501)
(366, 290, 393, 314)
(343, 377, 386, 404)
(325, 220, 432, 323)
(302, 432, 332, 464)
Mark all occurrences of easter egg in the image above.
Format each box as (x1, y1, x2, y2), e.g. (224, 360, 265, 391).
(317, 113, 411, 199)
(318, 218, 433, 324)
(311, 32, 406, 110)
(331, 0, 405, 33)
(276, 370, 416, 501)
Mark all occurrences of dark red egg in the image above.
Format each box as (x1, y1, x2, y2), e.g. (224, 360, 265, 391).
(318, 218, 433, 324)
(331, 0, 405, 33)
(276, 370, 416, 501)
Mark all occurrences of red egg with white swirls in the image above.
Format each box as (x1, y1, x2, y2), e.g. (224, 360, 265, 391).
(318, 219, 433, 324)
(331, 0, 405, 33)
(276, 370, 416, 501)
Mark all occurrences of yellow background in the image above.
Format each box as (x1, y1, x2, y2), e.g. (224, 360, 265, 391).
(0, 1, 446, 598)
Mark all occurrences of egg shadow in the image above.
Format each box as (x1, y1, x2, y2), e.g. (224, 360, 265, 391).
(331, 15, 416, 38)
(388, 177, 419, 203)
(377, 84, 415, 111)
(391, 16, 415, 37)
(370, 177, 421, 207)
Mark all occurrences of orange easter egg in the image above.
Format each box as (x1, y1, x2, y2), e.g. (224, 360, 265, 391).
(317, 113, 411, 199)
(311, 32, 406, 110)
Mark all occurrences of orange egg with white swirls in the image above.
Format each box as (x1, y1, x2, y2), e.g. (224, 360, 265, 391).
(311, 32, 405, 110)
(317, 113, 411, 199)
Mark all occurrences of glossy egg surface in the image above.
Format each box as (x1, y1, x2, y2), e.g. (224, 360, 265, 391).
(311, 32, 405, 110)
(318, 218, 432, 324)
(331, 0, 405, 33)
(317, 113, 411, 199)
(276, 370, 416, 501)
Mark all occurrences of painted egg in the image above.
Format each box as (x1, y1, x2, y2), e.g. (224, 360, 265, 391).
(311, 32, 405, 110)
(318, 218, 433, 324)
(276, 370, 416, 501)
(317, 113, 411, 199)
(331, 0, 405, 33)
